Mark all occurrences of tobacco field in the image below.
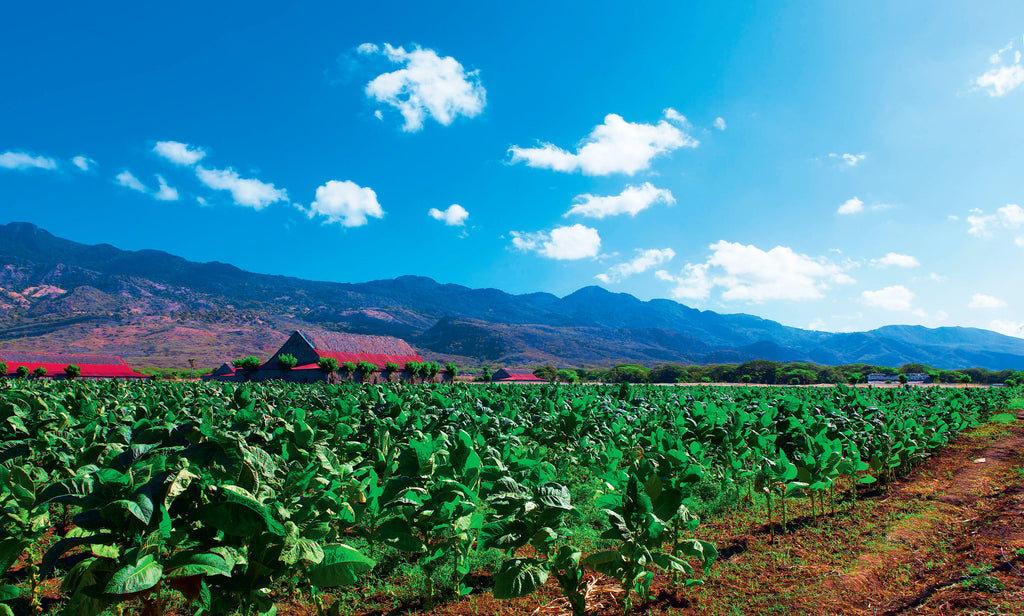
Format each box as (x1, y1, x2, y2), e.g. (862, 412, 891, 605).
(0, 379, 1016, 616)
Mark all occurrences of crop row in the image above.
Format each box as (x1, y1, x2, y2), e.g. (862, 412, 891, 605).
(0, 380, 1013, 615)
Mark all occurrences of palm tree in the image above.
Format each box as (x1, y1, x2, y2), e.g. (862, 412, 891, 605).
(188, 357, 196, 379)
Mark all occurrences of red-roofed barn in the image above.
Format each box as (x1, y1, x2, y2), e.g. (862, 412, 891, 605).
(0, 352, 147, 379)
(492, 368, 546, 383)
(242, 330, 429, 383)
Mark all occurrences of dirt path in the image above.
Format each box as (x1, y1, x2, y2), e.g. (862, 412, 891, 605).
(824, 413, 1024, 615)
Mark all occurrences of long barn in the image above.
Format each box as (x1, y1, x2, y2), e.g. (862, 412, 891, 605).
(0, 352, 147, 379)
(240, 330, 427, 383)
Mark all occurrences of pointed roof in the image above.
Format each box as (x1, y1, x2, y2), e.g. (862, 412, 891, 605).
(296, 330, 424, 369)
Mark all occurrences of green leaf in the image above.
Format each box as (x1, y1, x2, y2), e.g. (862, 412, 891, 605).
(104, 555, 163, 595)
(306, 544, 375, 588)
(0, 538, 29, 574)
(479, 520, 530, 551)
(0, 585, 18, 601)
(492, 558, 549, 599)
(165, 549, 236, 578)
(582, 550, 628, 578)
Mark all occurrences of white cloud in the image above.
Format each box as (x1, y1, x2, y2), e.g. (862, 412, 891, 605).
(828, 152, 866, 167)
(872, 252, 920, 268)
(976, 40, 1024, 97)
(596, 248, 675, 283)
(657, 241, 853, 302)
(861, 285, 914, 311)
(989, 320, 1024, 338)
(362, 43, 486, 132)
(195, 166, 287, 210)
(115, 170, 148, 193)
(308, 180, 383, 227)
(969, 293, 1006, 309)
(511, 224, 601, 260)
(196, 196, 208, 206)
(0, 151, 57, 170)
(71, 156, 95, 171)
(154, 175, 179, 201)
(929, 273, 947, 282)
(428, 204, 468, 226)
(967, 204, 1024, 238)
(837, 197, 864, 215)
(509, 110, 699, 176)
(153, 141, 206, 166)
(713, 117, 726, 130)
(566, 183, 675, 219)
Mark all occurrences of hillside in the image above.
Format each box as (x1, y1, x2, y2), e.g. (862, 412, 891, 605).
(2, 221, 1024, 370)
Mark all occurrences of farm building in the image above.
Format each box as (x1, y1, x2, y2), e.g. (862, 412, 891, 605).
(223, 330, 436, 384)
(202, 362, 239, 382)
(0, 351, 147, 379)
(867, 372, 932, 384)
(492, 368, 547, 383)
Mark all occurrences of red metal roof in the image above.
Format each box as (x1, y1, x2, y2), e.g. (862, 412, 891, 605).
(0, 352, 147, 379)
(312, 351, 424, 370)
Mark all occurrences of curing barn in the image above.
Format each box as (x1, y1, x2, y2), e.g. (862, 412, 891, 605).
(249, 330, 428, 383)
(0, 351, 148, 379)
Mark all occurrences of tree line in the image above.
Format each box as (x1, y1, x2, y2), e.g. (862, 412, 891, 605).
(530, 360, 1024, 385)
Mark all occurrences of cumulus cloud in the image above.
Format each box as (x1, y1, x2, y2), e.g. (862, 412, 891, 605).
(509, 109, 698, 176)
(154, 175, 179, 201)
(72, 156, 95, 171)
(115, 170, 148, 193)
(828, 153, 866, 166)
(154, 141, 206, 166)
(566, 183, 675, 219)
(195, 166, 287, 210)
(989, 320, 1024, 338)
(0, 151, 57, 170)
(596, 248, 675, 283)
(361, 43, 486, 132)
(428, 204, 468, 226)
(969, 293, 1006, 309)
(861, 285, 914, 311)
(976, 38, 1024, 97)
(511, 224, 601, 260)
(307, 180, 384, 227)
(872, 252, 920, 268)
(967, 204, 1024, 238)
(713, 117, 726, 130)
(656, 241, 854, 302)
(837, 197, 864, 215)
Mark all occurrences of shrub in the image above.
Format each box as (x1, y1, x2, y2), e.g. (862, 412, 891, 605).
(33, 366, 47, 379)
(233, 356, 261, 372)
(16, 366, 29, 379)
(278, 353, 298, 372)
(445, 362, 458, 378)
(0, 361, 6, 376)
(64, 364, 81, 379)
(318, 357, 338, 374)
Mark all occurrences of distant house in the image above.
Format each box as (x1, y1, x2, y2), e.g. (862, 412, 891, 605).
(492, 368, 546, 383)
(867, 372, 932, 384)
(0, 352, 147, 379)
(238, 330, 428, 383)
(202, 362, 239, 382)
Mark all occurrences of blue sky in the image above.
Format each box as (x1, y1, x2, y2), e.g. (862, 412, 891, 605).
(3, 1, 1024, 337)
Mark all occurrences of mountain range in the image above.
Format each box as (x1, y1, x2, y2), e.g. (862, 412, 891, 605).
(2, 221, 1023, 371)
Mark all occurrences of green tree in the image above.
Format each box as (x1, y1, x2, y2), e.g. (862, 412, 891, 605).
(0, 361, 6, 377)
(741, 374, 752, 384)
(405, 361, 423, 383)
(188, 357, 197, 379)
(847, 372, 862, 385)
(33, 366, 47, 379)
(278, 353, 298, 372)
(356, 360, 377, 383)
(340, 361, 356, 380)
(444, 362, 458, 380)
(424, 362, 440, 383)
(233, 356, 261, 372)
(384, 361, 400, 382)
(555, 369, 579, 383)
(960, 373, 972, 388)
(533, 365, 557, 381)
(64, 364, 81, 380)
(898, 374, 909, 387)
(481, 366, 492, 383)
(16, 365, 29, 379)
(317, 357, 338, 375)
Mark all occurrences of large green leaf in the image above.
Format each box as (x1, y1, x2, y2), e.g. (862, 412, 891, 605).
(492, 558, 548, 599)
(103, 555, 163, 595)
(305, 544, 375, 588)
